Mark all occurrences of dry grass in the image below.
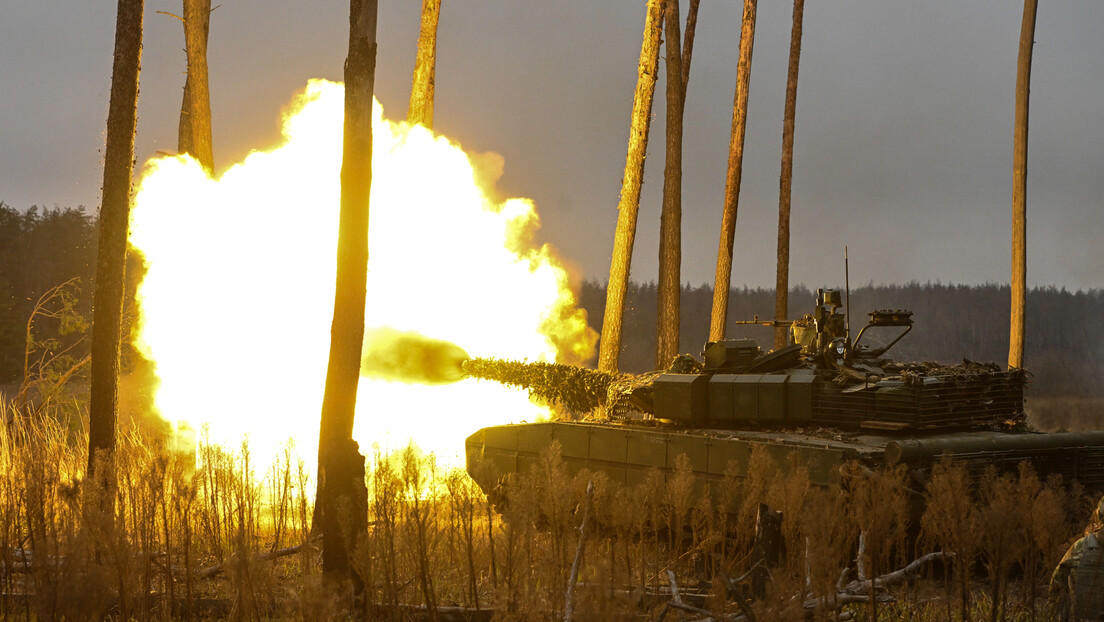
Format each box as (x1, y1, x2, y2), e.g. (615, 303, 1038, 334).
(1026, 395, 1104, 432)
(0, 397, 1094, 620)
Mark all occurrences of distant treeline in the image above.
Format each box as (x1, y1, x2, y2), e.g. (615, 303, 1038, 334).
(0, 203, 144, 387)
(1, 201, 1100, 399)
(578, 280, 1104, 398)
(0, 203, 97, 383)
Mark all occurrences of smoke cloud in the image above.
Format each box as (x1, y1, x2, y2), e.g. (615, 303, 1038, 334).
(360, 327, 470, 385)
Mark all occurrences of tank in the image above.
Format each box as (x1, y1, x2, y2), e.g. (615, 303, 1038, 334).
(464, 289, 1104, 499)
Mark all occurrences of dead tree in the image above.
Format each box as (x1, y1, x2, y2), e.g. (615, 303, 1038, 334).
(773, 0, 805, 351)
(598, 0, 666, 374)
(709, 0, 758, 343)
(179, 0, 214, 172)
(88, 0, 145, 483)
(1009, 0, 1038, 369)
(407, 0, 442, 128)
(655, 0, 700, 369)
(316, 0, 378, 606)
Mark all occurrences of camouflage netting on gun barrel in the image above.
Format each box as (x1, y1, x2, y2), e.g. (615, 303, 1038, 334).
(462, 354, 705, 418)
(462, 358, 621, 414)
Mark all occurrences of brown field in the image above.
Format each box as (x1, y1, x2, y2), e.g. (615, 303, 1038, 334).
(1026, 395, 1104, 433)
(0, 397, 1096, 620)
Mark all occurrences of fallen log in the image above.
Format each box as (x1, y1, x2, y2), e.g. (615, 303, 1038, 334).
(196, 535, 320, 579)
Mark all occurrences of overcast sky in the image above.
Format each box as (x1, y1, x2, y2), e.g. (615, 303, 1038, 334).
(2, 1, 1102, 292)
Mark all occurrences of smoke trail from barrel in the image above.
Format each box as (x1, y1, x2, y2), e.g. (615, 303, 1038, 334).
(361, 327, 470, 385)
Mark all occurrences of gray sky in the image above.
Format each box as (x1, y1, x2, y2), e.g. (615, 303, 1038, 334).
(2, 1, 1102, 292)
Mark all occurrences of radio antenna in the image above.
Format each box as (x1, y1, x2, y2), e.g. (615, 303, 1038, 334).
(845, 246, 851, 342)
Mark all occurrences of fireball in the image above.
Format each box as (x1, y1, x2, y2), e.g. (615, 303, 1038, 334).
(129, 79, 596, 470)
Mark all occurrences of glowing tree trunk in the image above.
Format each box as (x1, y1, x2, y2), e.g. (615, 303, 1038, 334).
(655, 0, 700, 369)
(408, 0, 441, 128)
(178, 0, 214, 173)
(709, 0, 757, 343)
(317, 0, 377, 601)
(773, 0, 804, 351)
(1009, 0, 1037, 370)
(88, 0, 144, 481)
(598, 0, 666, 374)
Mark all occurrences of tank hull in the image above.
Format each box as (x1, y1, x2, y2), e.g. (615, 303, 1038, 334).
(466, 421, 1104, 500)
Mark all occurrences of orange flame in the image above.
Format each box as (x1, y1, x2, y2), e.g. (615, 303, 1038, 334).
(130, 79, 596, 470)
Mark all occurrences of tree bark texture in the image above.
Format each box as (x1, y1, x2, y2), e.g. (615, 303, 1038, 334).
(179, 0, 213, 173)
(598, 0, 666, 374)
(653, 0, 699, 370)
(655, 0, 684, 369)
(88, 0, 144, 479)
(317, 0, 377, 599)
(773, 0, 804, 351)
(177, 77, 193, 156)
(680, 0, 700, 91)
(408, 0, 441, 128)
(1009, 0, 1036, 370)
(709, 0, 757, 343)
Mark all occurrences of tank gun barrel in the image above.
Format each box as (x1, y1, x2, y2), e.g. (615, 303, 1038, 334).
(462, 358, 622, 414)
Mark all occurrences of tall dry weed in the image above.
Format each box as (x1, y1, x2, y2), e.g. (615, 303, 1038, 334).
(400, 444, 440, 614)
(843, 463, 910, 621)
(3, 394, 1096, 620)
(768, 452, 811, 578)
(976, 465, 1023, 622)
(922, 457, 980, 622)
(801, 485, 855, 620)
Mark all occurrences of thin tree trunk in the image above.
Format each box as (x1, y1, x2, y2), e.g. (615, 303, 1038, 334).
(408, 0, 442, 128)
(681, 0, 700, 90)
(598, 0, 666, 374)
(88, 0, 144, 481)
(773, 0, 804, 351)
(709, 0, 757, 343)
(1009, 0, 1037, 369)
(655, 0, 684, 369)
(179, 0, 213, 173)
(317, 0, 377, 604)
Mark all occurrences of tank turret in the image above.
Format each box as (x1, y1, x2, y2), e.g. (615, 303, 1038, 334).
(465, 290, 1104, 499)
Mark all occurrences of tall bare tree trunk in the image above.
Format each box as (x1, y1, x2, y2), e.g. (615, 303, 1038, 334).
(709, 0, 757, 343)
(655, 0, 700, 370)
(179, 0, 213, 173)
(1009, 0, 1037, 370)
(408, 0, 441, 128)
(681, 0, 700, 89)
(655, 0, 684, 369)
(598, 0, 666, 374)
(88, 0, 144, 482)
(317, 0, 377, 604)
(773, 0, 804, 351)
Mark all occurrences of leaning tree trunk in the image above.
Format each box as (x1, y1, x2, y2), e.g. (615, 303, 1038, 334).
(1009, 0, 1037, 370)
(709, 0, 757, 343)
(655, 0, 700, 370)
(179, 0, 213, 173)
(681, 0, 700, 90)
(88, 0, 144, 482)
(773, 0, 804, 351)
(597, 0, 666, 374)
(408, 0, 442, 128)
(316, 0, 377, 605)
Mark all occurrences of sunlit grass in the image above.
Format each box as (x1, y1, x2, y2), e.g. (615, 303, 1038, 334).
(0, 397, 1092, 619)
